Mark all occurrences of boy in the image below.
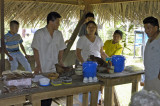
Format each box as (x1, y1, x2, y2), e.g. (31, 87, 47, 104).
(103, 30, 123, 57)
(5, 20, 32, 72)
(143, 16, 160, 94)
(78, 12, 98, 37)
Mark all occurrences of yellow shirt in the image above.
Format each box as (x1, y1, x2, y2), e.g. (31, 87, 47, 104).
(103, 40, 123, 57)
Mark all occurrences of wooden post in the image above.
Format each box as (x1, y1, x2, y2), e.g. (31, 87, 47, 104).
(0, 0, 5, 77)
(63, 13, 85, 60)
(90, 90, 99, 106)
(66, 95, 73, 106)
(63, 4, 93, 61)
(104, 81, 114, 106)
(82, 92, 88, 106)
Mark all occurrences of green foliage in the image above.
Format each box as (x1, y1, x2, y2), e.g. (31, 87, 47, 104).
(98, 20, 135, 56)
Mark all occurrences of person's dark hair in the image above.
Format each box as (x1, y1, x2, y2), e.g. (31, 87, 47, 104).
(10, 20, 19, 27)
(143, 16, 159, 30)
(86, 21, 97, 27)
(47, 12, 61, 24)
(85, 12, 94, 19)
(114, 30, 123, 38)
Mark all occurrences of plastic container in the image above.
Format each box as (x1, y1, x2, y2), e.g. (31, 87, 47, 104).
(39, 77, 50, 86)
(51, 79, 62, 86)
(75, 65, 83, 75)
(82, 61, 98, 78)
(112, 55, 125, 73)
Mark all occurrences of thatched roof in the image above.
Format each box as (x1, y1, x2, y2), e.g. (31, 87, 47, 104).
(93, 0, 160, 25)
(4, 1, 83, 27)
(4, 0, 160, 27)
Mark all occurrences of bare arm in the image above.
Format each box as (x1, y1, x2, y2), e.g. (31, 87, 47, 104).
(100, 47, 109, 61)
(58, 50, 64, 66)
(111, 47, 123, 56)
(33, 48, 42, 74)
(20, 43, 27, 56)
(4, 46, 13, 61)
(76, 48, 84, 63)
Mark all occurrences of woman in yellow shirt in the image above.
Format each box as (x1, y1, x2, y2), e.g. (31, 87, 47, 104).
(103, 30, 123, 57)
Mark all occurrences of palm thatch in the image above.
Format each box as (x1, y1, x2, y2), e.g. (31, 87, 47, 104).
(93, 0, 160, 25)
(4, 1, 84, 27)
(4, 0, 160, 27)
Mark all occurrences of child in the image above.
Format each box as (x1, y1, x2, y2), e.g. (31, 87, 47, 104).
(103, 30, 123, 57)
(5, 20, 32, 72)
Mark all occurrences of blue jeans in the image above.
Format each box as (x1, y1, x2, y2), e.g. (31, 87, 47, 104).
(9, 52, 32, 72)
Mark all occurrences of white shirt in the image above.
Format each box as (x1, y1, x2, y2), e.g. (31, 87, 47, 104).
(144, 34, 160, 80)
(76, 36, 103, 61)
(31, 27, 66, 73)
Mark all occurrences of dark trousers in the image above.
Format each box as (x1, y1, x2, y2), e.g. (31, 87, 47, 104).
(41, 99, 52, 106)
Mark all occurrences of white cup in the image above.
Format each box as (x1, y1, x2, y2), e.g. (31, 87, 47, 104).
(93, 77, 98, 82)
(83, 77, 88, 83)
(88, 77, 93, 82)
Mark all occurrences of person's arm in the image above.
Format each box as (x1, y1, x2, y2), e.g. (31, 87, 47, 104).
(76, 48, 84, 63)
(158, 68, 160, 80)
(112, 47, 123, 56)
(58, 50, 64, 66)
(20, 43, 29, 58)
(33, 48, 42, 74)
(100, 47, 109, 61)
(3, 45, 13, 61)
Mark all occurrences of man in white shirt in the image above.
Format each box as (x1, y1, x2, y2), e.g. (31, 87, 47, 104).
(31, 12, 66, 74)
(143, 16, 160, 94)
(31, 12, 66, 106)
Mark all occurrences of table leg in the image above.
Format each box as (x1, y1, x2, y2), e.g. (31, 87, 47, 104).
(104, 85, 114, 106)
(132, 81, 138, 94)
(90, 90, 98, 106)
(67, 95, 73, 106)
(114, 87, 120, 106)
(83, 92, 88, 106)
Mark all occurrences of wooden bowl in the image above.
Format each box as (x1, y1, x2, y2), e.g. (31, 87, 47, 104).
(48, 73, 59, 80)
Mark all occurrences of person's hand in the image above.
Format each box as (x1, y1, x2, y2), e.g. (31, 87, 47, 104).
(158, 72, 160, 80)
(34, 66, 42, 74)
(9, 55, 13, 61)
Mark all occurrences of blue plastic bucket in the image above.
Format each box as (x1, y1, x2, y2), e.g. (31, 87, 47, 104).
(112, 55, 125, 73)
(82, 61, 98, 78)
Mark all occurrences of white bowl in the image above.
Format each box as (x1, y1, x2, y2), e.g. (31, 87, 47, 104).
(39, 77, 50, 86)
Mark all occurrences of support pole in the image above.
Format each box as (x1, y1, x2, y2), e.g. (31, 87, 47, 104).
(0, 0, 5, 76)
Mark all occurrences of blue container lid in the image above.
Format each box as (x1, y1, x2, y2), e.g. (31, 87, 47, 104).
(112, 55, 125, 60)
(82, 61, 98, 66)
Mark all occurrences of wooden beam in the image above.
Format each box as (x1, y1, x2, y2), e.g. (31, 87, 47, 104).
(5, 0, 157, 5)
(5, 0, 79, 5)
(89, 0, 158, 4)
(63, 11, 85, 61)
(0, 0, 5, 76)
(63, 4, 93, 61)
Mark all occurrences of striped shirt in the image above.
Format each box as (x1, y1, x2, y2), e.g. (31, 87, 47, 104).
(5, 32, 23, 53)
